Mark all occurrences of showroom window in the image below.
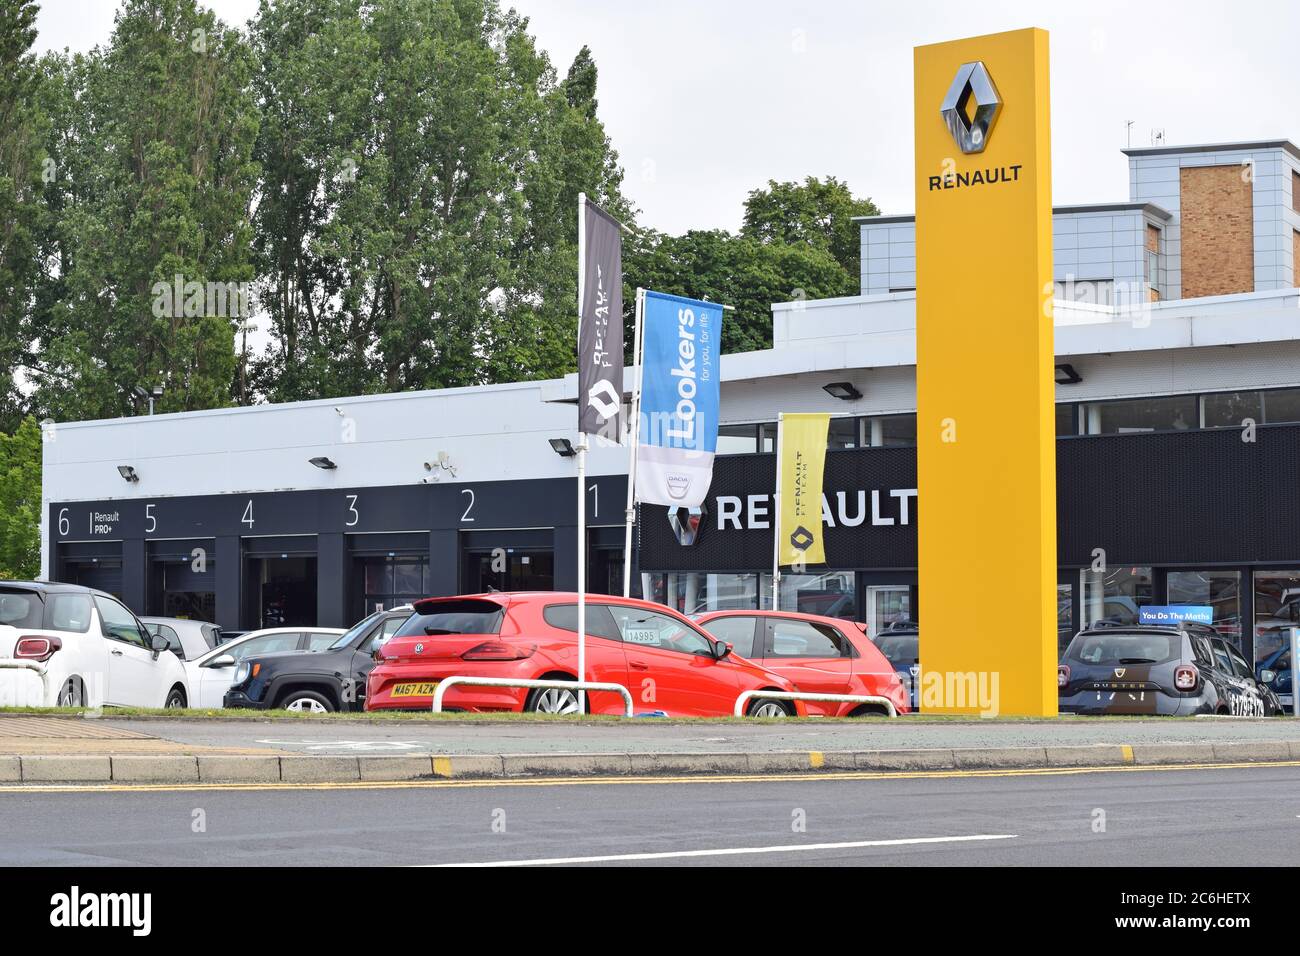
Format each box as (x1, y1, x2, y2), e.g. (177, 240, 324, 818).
(1057, 582, 1074, 658)
(645, 572, 760, 616)
(1252, 570, 1300, 666)
(1056, 404, 1078, 436)
(1202, 391, 1264, 429)
(1263, 388, 1300, 424)
(1080, 566, 1152, 628)
(760, 571, 857, 620)
(827, 417, 859, 449)
(1167, 570, 1241, 648)
(865, 414, 916, 447)
(1082, 395, 1198, 434)
(717, 424, 758, 455)
(360, 556, 429, 613)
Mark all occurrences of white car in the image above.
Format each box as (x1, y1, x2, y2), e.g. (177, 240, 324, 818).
(0, 581, 189, 708)
(141, 617, 224, 661)
(184, 625, 345, 708)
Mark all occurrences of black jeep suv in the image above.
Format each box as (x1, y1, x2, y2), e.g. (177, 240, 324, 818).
(223, 606, 412, 712)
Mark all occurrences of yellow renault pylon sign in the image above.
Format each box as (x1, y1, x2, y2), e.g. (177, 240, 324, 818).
(914, 29, 1056, 716)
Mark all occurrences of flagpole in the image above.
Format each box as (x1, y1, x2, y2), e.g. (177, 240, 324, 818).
(772, 412, 783, 611)
(576, 192, 587, 712)
(622, 288, 646, 597)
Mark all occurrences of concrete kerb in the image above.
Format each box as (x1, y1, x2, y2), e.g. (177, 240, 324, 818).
(6, 740, 1300, 784)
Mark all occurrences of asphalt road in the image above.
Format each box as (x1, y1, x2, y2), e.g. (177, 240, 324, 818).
(94, 713, 1300, 755)
(4, 763, 1299, 866)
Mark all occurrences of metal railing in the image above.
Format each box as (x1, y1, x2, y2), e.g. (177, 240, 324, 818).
(733, 689, 898, 718)
(432, 676, 634, 717)
(0, 660, 50, 706)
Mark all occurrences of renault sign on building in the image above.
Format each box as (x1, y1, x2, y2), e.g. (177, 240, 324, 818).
(914, 29, 1057, 715)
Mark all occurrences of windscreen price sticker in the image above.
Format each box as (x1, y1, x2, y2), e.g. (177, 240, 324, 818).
(625, 628, 661, 645)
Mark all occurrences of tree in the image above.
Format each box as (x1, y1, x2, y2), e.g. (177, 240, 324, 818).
(0, 0, 46, 432)
(25, 0, 259, 422)
(0, 418, 41, 580)
(741, 175, 879, 286)
(250, 1, 629, 403)
(624, 229, 849, 354)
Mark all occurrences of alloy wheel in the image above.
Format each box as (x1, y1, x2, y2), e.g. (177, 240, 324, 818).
(285, 697, 329, 713)
(534, 687, 580, 714)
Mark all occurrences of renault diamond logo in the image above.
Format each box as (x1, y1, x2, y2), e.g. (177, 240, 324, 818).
(668, 505, 706, 547)
(1113, 667, 1126, 679)
(789, 526, 815, 552)
(940, 61, 1001, 154)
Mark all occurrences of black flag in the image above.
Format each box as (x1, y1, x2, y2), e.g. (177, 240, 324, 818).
(578, 198, 623, 439)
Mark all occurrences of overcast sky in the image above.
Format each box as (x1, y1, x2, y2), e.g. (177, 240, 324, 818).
(33, 0, 1300, 234)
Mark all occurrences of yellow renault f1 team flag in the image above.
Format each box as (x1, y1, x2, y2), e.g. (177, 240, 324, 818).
(777, 413, 830, 566)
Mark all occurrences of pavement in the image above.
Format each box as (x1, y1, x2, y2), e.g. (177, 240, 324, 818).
(2, 762, 1297, 866)
(3, 712, 1300, 783)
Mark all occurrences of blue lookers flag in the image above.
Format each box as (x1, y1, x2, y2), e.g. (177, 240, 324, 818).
(635, 291, 723, 507)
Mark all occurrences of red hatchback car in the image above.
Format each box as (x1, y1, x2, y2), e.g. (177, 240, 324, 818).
(693, 610, 909, 716)
(365, 592, 808, 717)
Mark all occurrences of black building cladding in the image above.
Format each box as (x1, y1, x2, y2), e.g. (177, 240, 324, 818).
(639, 424, 1300, 570)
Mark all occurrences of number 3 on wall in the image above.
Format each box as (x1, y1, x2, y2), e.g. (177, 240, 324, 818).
(346, 494, 359, 527)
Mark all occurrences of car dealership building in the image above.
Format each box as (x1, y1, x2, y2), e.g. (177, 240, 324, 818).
(40, 138, 1300, 667)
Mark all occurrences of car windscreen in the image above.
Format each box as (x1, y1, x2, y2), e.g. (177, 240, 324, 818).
(328, 611, 385, 650)
(0, 589, 92, 633)
(398, 600, 504, 637)
(874, 633, 918, 665)
(1066, 632, 1182, 665)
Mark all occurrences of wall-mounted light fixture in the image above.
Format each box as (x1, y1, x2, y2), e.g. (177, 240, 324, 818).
(823, 381, 863, 401)
(309, 456, 337, 470)
(549, 437, 576, 458)
(1054, 363, 1082, 385)
(117, 465, 139, 483)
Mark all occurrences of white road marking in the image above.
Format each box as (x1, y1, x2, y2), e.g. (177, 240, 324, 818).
(255, 739, 424, 751)
(429, 833, 1019, 867)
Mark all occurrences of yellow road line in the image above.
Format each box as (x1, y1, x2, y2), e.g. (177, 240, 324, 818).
(2, 758, 1299, 794)
(808, 751, 825, 769)
(1121, 744, 1134, 763)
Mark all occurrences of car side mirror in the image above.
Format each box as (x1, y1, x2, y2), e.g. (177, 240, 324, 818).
(206, 654, 236, 669)
(1261, 669, 1276, 684)
(150, 633, 169, 659)
(714, 641, 733, 660)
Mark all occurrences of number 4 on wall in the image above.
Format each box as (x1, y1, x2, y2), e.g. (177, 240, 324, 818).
(242, 500, 254, 529)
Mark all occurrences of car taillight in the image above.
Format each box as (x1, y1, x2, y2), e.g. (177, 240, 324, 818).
(1057, 664, 1070, 688)
(461, 641, 535, 661)
(14, 637, 61, 662)
(1174, 664, 1198, 691)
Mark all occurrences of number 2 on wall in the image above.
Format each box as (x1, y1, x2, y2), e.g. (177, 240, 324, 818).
(460, 488, 475, 523)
